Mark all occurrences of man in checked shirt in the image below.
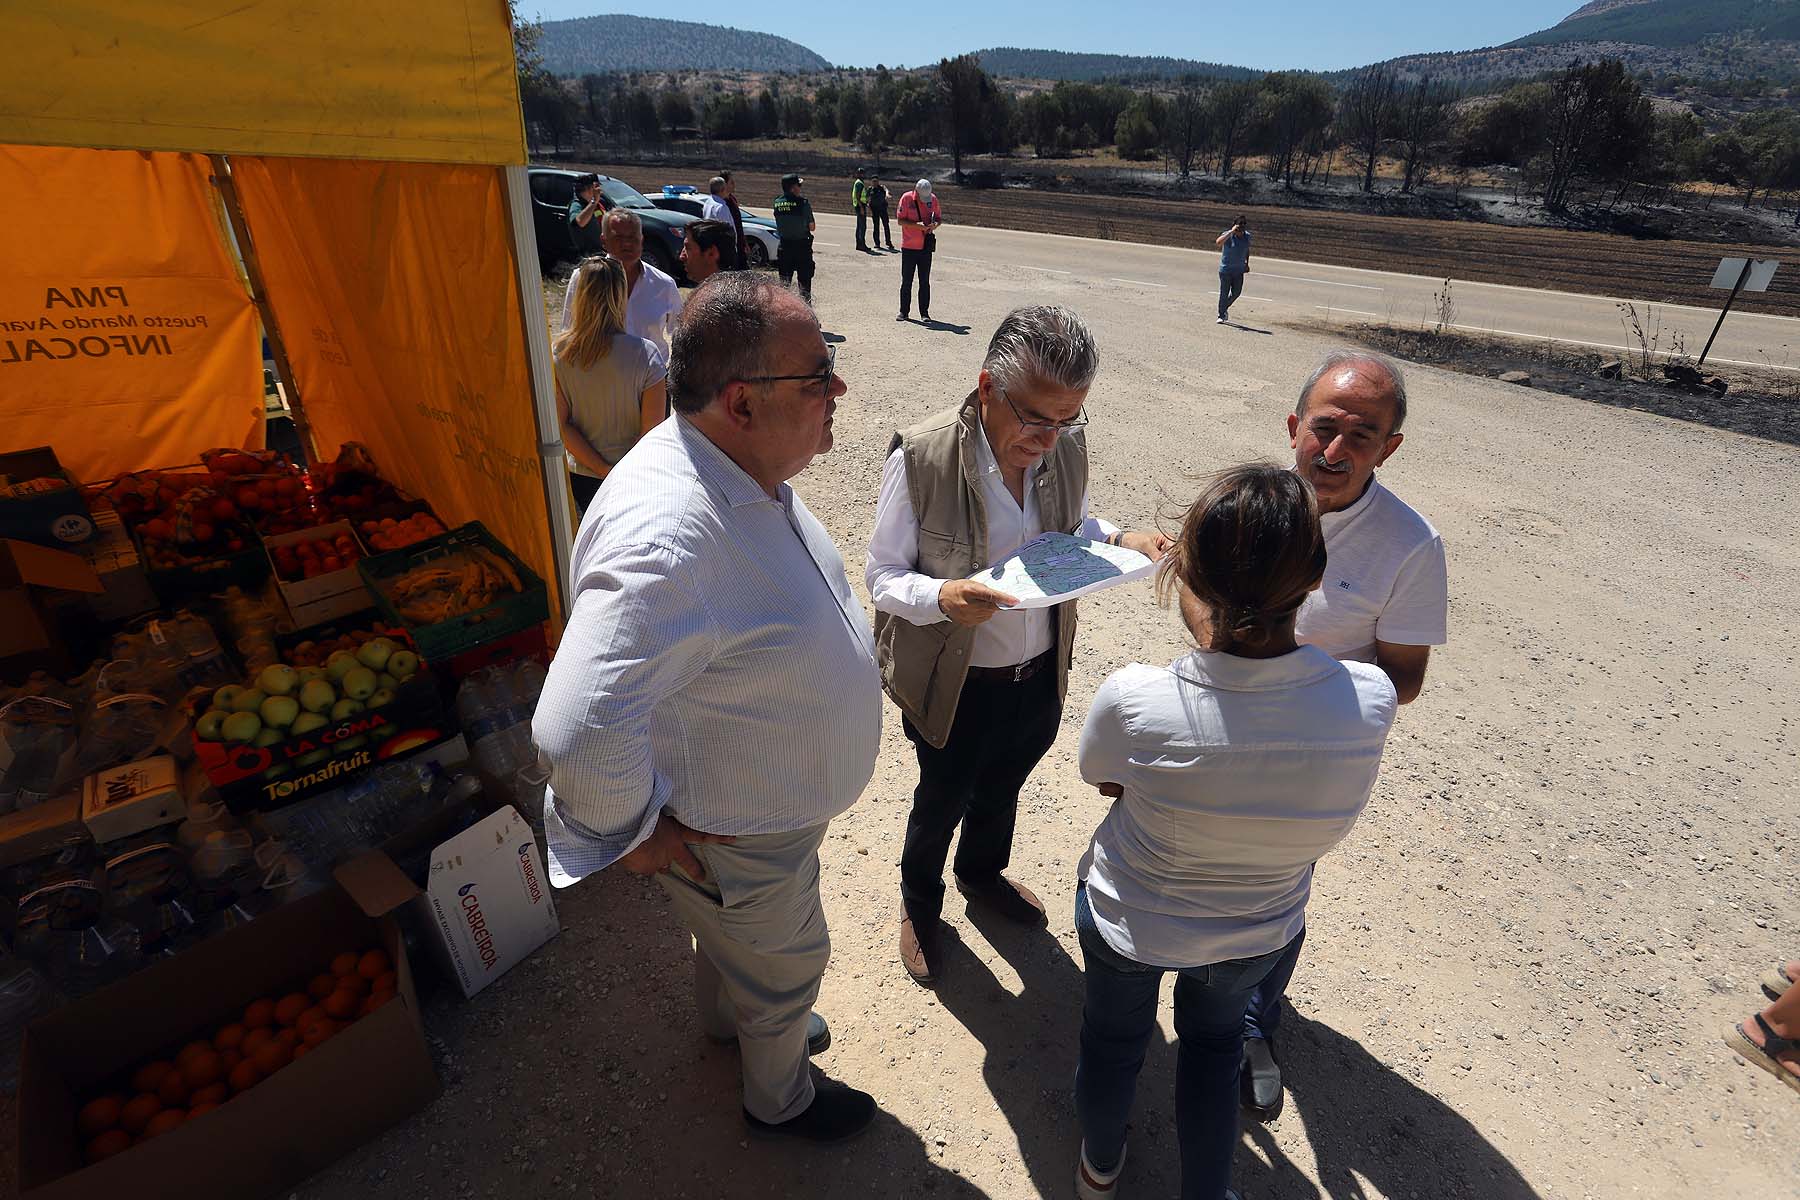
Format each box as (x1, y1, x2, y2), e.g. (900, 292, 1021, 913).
(534, 273, 883, 1142)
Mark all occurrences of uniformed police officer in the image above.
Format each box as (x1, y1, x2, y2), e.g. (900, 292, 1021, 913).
(852, 168, 870, 252)
(773, 173, 817, 304)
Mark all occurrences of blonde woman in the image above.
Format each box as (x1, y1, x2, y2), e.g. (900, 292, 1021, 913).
(553, 255, 667, 513)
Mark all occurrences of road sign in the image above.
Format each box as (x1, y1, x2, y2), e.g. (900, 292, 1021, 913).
(1699, 258, 1781, 368)
(1708, 258, 1779, 293)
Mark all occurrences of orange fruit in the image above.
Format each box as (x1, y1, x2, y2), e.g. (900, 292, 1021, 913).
(273, 993, 308, 1027)
(307, 973, 337, 1001)
(214, 1023, 247, 1051)
(180, 1049, 224, 1089)
(77, 1094, 124, 1137)
(143, 1109, 186, 1139)
(330, 951, 359, 977)
(175, 1040, 214, 1068)
(85, 1129, 132, 1163)
(191, 1082, 228, 1107)
(155, 1072, 190, 1107)
(227, 1059, 261, 1093)
(220, 1048, 243, 1073)
(301, 1019, 341, 1047)
(336, 971, 370, 997)
(322, 989, 359, 1020)
(119, 1094, 161, 1135)
(188, 1101, 219, 1120)
(241, 1027, 273, 1056)
(274, 1027, 301, 1053)
(295, 1006, 327, 1035)
(292, 1042, 313, 1060)
(356, 949, 391, 980)
(130, 1061, 174, 1094)
(359, 990, 395, 1017)
(369, 970, 396, 995)
(251, 1040, 291, 1075)
(243, 998, 275, 1029)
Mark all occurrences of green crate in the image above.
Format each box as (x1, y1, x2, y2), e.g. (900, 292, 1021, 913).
(356, 521, 548, 663)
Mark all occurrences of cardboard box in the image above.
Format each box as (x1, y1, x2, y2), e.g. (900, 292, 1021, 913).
(80, 756, 186, 844)
(0, 448, 94, 548)
(422, 805, 558, 998)
(0, 539, 104, 679)
(262, 521, 374, 628)
(74, 510, 156, 623)
(17, 856, 437, 1200)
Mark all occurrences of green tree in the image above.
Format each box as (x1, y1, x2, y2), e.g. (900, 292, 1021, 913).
(1542, 59, 1651, 210)
(938, 54, 1002, 178)
(812, 82, 841, 138)
(1256, 73, 1335, 188)
(1114, 94, 1164, 161)
(1161, 80, 1209, 181)
(704, 92, 757, 141)
(1206, 80, 1259, 180)
(656, 88, 694, 142)
(756, 89, 779, 137)
(1019, 92, 1066, 158)
(836, 84, 871, 149)
(780, 93, 813, 138)
(1394, 78, 1457, 193)
(622, 87, 660, 148)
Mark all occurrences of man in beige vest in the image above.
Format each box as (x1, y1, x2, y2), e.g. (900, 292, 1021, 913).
(865, 305, 1169, 984)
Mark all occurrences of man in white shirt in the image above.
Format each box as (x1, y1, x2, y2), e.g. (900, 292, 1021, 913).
(534, 273, 883, 1143)
(866, 305, 1168, 985)
(557, 209, 683, 357)
(1240, 348, 1448, 1120)
(701, 175, 734, 226)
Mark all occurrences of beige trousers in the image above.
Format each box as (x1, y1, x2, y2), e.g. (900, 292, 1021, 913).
(657, 823, 831, 1123)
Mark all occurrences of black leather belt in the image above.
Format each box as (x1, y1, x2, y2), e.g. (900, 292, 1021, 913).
(967, 649, 1055, 684)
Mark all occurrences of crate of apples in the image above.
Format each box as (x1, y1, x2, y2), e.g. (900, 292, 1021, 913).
(270, 527, 363, 583)
(72, 947, 397, 1164)
(360, 511, 446, 552)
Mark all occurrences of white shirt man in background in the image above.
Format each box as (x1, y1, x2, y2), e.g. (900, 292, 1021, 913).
(701, 175, 734, 226)
(558, 208, 682, 357)
(1240, 348, 1448, 1121)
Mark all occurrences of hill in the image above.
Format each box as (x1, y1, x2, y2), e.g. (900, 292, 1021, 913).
(1510, 0, 1800, 49)
(974, 47, 1263, 84)
(537, 14, 830, 76)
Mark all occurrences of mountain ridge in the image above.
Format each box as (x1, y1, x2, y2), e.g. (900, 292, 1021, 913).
(536, 14, 829, 75)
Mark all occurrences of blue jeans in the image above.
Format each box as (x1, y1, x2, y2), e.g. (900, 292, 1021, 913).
(1242, 924, 1306, 1043)
(1074, 883, 1295, 1200)
(1218, 270, 1245, 319)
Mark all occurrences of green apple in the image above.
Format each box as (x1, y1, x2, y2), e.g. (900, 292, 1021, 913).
(356, 638, 396, 672)
(341, 666, 377, 701)
(326, 651, 360, 682)
(261, 764, 290, 780)
(337, 735, 367, 752)
(296, 749, 329, 767)
(297, 666, 327, 683)
(291, 712, 329, 736)
(366, 688, 396, 709)
(298, 679, 337, 714)
(376, 674, 398, 691)
(253, 728, 283, 748)
(372, 723, 398, 740)
(230, 688, 266, 714)
(260, 695, 300, 728)
(212, 684, 244, 711)
(257, 664, 299, 697)
(385, 650, 419, 680)
(330, 698, 365, 721)
(194, 709, 230, 741)
(221, 711, 263, 743)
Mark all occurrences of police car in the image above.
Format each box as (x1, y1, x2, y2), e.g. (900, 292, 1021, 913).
(649, 187, 781, 269)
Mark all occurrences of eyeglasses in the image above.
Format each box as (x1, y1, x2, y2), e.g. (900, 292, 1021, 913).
(1001, 386, 1088, 434)
(740, 344, 836, 395)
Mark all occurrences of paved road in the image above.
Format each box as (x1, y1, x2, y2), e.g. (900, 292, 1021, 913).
(811, 213, 1799, 374)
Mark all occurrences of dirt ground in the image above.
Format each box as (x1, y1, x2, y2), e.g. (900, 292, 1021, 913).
(9, 237, 1795, 1200)
(577, 161, 1800, 319)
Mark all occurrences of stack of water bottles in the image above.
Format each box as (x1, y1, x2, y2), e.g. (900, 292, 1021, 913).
(455, 659, 550, 840)
(249, 759, 443, 875)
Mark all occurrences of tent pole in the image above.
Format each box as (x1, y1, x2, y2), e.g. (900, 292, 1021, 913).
(208, 154, 315, 463)
(501, 164, 575, 623)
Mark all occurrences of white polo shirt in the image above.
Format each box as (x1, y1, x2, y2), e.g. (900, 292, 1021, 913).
(700, 194, 733, 225)
(1297, 475, 1447, 663)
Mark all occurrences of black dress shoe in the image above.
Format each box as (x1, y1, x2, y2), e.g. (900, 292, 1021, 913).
(744, 1080, 876, 1142)
(955, 875, 1047, 926)
(1241, 1037, 1283, 1121)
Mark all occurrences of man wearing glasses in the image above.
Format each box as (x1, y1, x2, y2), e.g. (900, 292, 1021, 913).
(866, 305, 1169, 985)
(536, 274, 884, 1142)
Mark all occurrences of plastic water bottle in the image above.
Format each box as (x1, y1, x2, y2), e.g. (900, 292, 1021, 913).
(0, 952, 52, 1093)
(455, 669, 506, 745)
(46, 911, 142, 999)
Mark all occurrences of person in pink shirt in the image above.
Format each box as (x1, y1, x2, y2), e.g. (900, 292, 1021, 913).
(896, 179, 943, 322)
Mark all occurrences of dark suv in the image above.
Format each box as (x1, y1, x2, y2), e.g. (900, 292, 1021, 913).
(527, 168, 695, 281)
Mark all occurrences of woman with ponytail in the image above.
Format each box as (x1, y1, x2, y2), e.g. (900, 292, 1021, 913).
(1071, 464, 1398, 1200)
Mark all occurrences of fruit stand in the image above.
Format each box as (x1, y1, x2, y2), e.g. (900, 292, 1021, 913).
(0, 3, 572, 1195)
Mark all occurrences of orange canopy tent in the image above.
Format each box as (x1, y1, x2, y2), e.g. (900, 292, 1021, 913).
(0, 0, 575, 619)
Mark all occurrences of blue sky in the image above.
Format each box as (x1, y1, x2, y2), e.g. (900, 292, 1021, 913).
(521, 2, 1583, 71)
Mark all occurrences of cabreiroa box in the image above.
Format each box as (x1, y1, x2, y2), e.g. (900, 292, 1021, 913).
(422, 805, 558, 998)
(17, 856, 437, 1200)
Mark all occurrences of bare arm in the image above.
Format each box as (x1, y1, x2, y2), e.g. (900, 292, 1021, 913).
(556, 377, 612, 479)
(638, 381, 666, 438)
(1215, 229, 1230, 247)
(1373, 641, 1431, 705)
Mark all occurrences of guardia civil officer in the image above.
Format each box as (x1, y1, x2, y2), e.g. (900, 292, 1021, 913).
(772, 173, 817, 304)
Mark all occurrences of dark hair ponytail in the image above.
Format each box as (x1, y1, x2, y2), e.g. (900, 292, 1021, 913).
(1156, 464, 1326, 653)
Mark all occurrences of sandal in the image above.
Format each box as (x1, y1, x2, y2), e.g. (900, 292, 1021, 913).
(1762, 962, 1794, 1001)
(1723, 1013, 1800, 1097)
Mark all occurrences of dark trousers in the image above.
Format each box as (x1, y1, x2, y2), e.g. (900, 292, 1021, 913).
(1218, 270, 1245, 319)
(777, 238, 815, 299)
(899, 664, 1062, 927)
(855, 208, 868, 249)
(570, 472, 601, 515)
(872, 209, 891, 247)
(900, 246, 934, 317)
(1241, 923, 1306, 1043)
(1075, 883, 1295, 1197)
